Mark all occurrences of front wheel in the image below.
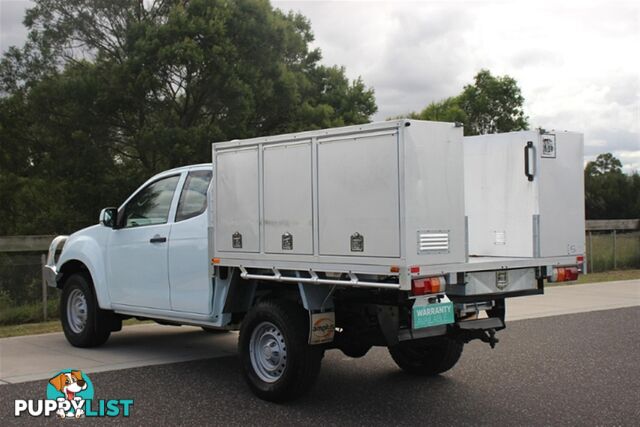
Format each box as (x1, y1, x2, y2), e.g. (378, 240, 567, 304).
(60, 273, 113, 348)
(388, 337, 463, 376)
(239, 299, 324, 402)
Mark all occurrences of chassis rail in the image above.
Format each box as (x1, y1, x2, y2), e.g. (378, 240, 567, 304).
(238, 266, 401, 290)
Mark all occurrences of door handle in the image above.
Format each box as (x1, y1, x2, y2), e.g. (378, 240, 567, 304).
(524, 141, 536, 181)
(149, 236, 167, 244)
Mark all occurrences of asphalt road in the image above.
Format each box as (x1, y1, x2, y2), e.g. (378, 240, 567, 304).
(1, 307, 638, 426)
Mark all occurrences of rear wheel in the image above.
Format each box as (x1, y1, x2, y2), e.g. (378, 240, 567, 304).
(388, 337, 463, 376)
(60, 273, 114, 348)
(239, 299, 323, 402)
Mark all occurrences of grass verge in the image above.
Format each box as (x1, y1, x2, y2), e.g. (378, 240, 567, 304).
(576, 269, 640, 284)
(0, 319, 151, 339)
(588, 231, 640, 272)
(0, 299, 59, 326)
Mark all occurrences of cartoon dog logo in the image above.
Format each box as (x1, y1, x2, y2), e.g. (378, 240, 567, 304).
(48, 371, 87, 418)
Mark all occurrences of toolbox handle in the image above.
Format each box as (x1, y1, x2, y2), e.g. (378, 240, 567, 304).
(524, 141, 535, 181)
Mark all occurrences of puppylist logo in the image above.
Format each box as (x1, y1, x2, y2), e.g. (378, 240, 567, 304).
(14, 369, 133, 418)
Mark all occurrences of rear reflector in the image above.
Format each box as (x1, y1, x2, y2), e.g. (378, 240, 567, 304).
(548, 267, 579, 283)
(412, 276, 445, 296)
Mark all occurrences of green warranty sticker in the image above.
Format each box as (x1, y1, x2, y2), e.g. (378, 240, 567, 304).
(412, 301, 455, 329)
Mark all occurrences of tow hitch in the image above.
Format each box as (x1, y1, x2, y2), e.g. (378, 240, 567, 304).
(456, 329, 500, 348)
(483, 329, 499, 349)
(455, 327, 500, 348)
(453, 312, 504, 348)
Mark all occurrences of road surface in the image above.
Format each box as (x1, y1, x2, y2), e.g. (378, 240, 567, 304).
(0, 307, 638, 425)
(0, 280, 638, 424)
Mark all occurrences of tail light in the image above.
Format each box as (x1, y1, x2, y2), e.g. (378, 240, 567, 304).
(548, 267, 579, 283)
(412, 276, 445, 296)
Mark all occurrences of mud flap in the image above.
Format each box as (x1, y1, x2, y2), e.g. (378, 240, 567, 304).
(308, 311, 335, 345)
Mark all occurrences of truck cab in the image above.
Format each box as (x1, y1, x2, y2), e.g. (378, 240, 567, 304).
(45, 164, 214, 319)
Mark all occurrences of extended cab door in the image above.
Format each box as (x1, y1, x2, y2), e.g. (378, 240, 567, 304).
(107, 174, 182, 310)
(168, 169, 212, 314)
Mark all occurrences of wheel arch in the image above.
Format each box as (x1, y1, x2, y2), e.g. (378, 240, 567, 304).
(218, 268, 334, 325)
(56, 249, 112, 310)
(58, 260, 90, 288)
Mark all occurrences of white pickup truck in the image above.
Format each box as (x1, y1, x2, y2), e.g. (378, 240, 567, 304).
(44, 120, 585, 402)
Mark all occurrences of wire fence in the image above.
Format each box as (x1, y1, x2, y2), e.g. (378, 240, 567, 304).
(586, 230, 640, 273)
(0, 223, 638, 326)
(0, 252, 59, 326)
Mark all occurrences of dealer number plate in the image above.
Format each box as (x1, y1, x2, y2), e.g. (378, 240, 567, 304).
(412, 301, 455, 329)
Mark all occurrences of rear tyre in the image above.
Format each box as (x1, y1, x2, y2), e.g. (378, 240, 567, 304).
(388, 337, 463, 376)
(60, 272, 112, 348)
(239, 299, 324, 402)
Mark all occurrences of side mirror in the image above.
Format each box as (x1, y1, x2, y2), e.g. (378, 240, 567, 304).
(99, 207, 117, 228)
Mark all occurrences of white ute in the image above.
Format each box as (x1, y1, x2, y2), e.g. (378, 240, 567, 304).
(44, 120, 585, 402)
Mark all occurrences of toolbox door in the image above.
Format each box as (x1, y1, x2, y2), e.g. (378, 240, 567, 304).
(318, 130, 400, 257)
(264, 141, 313, 254)
(537, 133, 585, 256)
(215, 147, 260, 253)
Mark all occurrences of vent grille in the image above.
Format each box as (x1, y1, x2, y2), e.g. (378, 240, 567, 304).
(418, 231, 450, 254)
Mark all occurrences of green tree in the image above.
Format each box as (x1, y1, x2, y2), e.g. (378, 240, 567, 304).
(401, 69, 528, 136)
(407, 96, 467, 124)
(584, 153, 639, 219)
(585, 152, 623, 175)
(458, 69, 528, 135)
(0, 0, 377, 235)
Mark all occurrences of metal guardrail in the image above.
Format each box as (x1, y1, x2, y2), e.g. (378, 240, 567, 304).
(0, 220, 634, 250)
(0, 220, 637, 324)
(0, 220, 637, 251)
(586, 219, 639, 231)
(0, 235, 57, 252)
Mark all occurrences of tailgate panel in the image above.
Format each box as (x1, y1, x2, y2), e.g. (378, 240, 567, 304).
(447, 268, 537, 296)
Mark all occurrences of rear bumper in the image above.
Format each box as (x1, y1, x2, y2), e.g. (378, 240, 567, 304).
(398, 316, 505, 342)
(448, 286, 543, 303)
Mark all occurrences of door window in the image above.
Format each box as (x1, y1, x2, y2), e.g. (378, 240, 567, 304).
(175, 170, 213, 222)
(121, 175, 180, 228)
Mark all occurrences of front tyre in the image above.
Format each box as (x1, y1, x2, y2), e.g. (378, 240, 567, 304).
(389, 337, 463, 376)
(239, 299, 323, 402)
(61, 273, 112, 348)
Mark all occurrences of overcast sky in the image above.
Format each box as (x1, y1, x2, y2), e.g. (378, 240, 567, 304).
(2, 0, 639, 172)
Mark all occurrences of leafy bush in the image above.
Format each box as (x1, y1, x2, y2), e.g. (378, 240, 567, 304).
(0, 298, 59, 326)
